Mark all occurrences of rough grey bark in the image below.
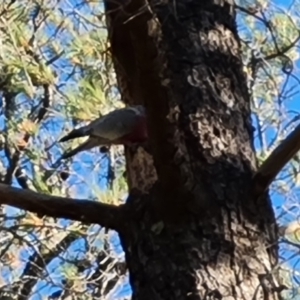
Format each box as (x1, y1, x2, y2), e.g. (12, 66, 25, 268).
(105, 0, 281, 299)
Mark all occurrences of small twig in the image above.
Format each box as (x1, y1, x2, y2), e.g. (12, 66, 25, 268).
(15, 168, 30, 189)
(3, 90, 18, 185)
(0, 0, 16, 18)
(236, 4, 300, 64)
(4, 85, 51, 185)
(45, 50, 65, 66)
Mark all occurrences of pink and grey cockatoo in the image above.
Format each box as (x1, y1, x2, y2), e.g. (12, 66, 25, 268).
(59, 105, 147, 159)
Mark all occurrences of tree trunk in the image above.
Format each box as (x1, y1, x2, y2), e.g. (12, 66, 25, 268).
(105, 0, 281, 298)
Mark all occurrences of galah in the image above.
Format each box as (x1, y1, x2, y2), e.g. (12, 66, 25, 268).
(59, 105, 147, 159)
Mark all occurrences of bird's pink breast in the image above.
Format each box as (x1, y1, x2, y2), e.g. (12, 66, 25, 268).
(119, 116, 148, 144)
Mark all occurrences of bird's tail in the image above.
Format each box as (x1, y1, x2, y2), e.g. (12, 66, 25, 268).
(50, 138, 102, 169)
(61, 138, 100, 159)
(59, 127, 90, 143)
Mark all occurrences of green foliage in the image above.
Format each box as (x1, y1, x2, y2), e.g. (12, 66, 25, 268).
(0, 0, 127, 299)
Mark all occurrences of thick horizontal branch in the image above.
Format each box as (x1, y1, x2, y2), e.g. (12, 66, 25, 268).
(253, 123, 300, 196)
(0, 184, 125, 231)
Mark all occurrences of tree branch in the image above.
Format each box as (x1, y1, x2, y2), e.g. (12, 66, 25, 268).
(253, 123, 300, 196)
(0, 184, 125, 231)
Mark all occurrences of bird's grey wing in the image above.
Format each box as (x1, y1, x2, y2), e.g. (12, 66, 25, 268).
(90, 109, 139, 140)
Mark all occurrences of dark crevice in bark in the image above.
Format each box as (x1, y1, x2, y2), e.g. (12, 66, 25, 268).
(105, 0, 191, 211)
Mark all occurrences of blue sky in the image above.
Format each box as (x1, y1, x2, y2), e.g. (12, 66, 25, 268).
(1, 0, 300, 298)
